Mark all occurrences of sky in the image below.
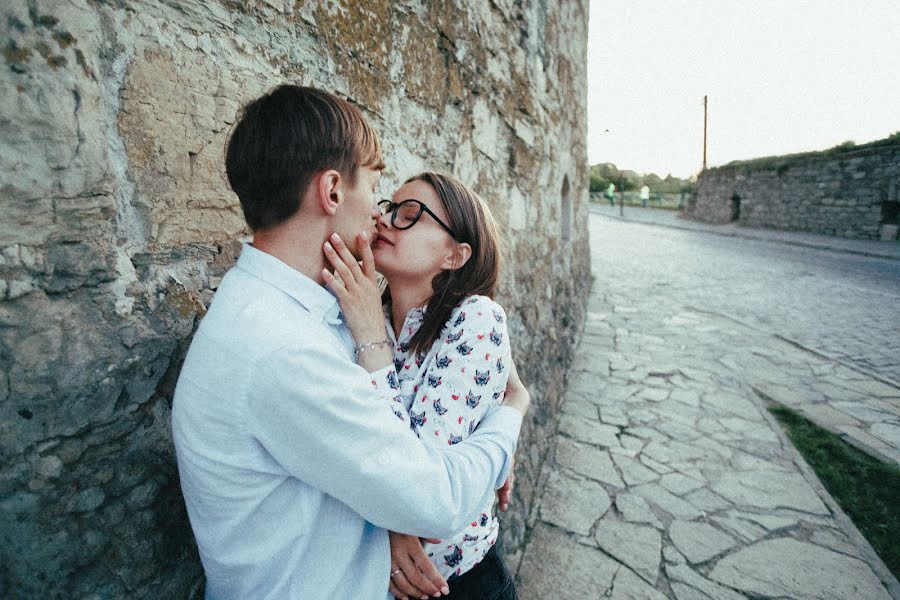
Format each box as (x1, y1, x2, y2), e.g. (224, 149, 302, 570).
(586, 0, 900, 178)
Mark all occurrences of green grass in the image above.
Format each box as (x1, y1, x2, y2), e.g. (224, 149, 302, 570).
(711, 133, 900, 175)
(768, 404, 900, 578)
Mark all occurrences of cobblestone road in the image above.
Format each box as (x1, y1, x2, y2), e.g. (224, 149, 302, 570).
(515, 213, 899, 599)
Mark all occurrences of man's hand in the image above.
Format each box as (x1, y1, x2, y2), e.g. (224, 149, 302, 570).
(388, 531, 449, 600)
(496, 455, 515, 512)
(502, 358, 530, 416)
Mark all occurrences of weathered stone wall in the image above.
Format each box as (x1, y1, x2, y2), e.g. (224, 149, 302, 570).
(684, 138, 900, 240)
(0, 0, 589, 596)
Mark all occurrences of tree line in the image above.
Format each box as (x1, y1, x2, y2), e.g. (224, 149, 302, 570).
(589, 163, 694, 195)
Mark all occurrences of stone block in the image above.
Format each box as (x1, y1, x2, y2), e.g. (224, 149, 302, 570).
(709, 538, 890, 599)
(517, 523, 620, 598)
(539, 471, 611, 535)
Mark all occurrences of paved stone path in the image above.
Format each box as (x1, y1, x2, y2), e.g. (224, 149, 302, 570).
(515, 213, 899, 599)
(588, 207, 900, 464)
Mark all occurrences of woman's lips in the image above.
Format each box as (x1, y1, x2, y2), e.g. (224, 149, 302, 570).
(374, 234, 393, 246)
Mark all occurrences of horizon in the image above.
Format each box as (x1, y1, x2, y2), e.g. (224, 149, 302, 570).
(586, 0, 900, 178)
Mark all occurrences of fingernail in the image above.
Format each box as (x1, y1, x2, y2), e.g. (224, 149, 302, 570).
(324, 241, 333, 251)
(441, 586, 450, 595)
(331, 232, 340, 242)
(361, 230, 368, 240)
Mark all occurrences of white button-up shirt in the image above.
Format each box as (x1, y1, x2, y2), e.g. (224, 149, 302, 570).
(172, 244, 522, 599)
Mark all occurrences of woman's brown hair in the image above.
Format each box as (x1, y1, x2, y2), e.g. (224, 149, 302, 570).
(385, 172, 503, 357)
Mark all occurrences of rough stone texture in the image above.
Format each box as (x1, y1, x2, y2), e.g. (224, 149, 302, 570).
(539, 471, 610, 536)
(684, 137, 900, 240)
(666, 563, 746, 600)
(711, 470, 828, 515)
(516, 523, 619, 598)
(594, 519, 661, 583)
(709, 538, 892, 600)
(668, 520, 737, 565)
(516, 212, 897, 598)
(555, 437, 624, 487)
(609, 565, 668, 600)
(0, 1, 590, 596)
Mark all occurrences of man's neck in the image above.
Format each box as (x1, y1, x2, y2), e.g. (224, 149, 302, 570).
(387, 278, 432, 339)
(252, 219, 328, 286)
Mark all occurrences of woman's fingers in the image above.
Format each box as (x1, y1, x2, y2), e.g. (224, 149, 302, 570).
(328, 233, 364, 282)
(323, 241, 356, 287)
(357, 231, 377, 279)
(321, 269, 345, 299)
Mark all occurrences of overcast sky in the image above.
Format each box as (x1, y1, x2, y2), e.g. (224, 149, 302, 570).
(586, 0, 900, 178)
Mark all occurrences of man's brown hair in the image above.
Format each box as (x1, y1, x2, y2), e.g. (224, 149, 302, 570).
(225, 85, 385, 231)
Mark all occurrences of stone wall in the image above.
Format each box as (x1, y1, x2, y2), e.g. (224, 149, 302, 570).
(0, 1, 590, 596)
(684, 137, 900, 240)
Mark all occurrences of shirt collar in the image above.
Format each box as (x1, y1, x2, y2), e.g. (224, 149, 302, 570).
(235, 243, 343, 325)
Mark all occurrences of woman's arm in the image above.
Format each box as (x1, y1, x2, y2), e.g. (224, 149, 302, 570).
(496, 358, 528, 512)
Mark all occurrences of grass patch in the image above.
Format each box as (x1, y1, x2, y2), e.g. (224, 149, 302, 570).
(712, 133, 900, 175)
(768, 404, 900, 578)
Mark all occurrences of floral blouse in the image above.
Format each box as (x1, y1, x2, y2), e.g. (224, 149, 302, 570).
(373, 295, 512, 580)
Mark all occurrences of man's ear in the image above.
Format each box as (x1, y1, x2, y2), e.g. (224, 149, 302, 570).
(316, 169, 343, 216)
(441, 242, 472, 271)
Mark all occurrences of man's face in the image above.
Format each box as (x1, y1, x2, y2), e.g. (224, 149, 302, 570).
(335, 166, 382, 259)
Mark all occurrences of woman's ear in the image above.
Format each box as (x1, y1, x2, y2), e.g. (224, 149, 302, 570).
(442, 242, 472, 270)
(317, 169, 343, 216)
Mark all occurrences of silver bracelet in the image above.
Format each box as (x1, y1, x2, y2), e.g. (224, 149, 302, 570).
(354, 338, 391, 357)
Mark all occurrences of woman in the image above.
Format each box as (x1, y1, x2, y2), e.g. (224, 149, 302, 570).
(323, 172, 519, 599)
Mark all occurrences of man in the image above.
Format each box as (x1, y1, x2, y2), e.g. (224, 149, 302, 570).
(171, 85, 529, 599)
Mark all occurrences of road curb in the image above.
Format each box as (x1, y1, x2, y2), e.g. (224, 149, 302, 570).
(591, 209, 900, 262)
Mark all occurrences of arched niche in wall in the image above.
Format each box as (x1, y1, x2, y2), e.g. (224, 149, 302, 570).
(561, 174, 572, 242)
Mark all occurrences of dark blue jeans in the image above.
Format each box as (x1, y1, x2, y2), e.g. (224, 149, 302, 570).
(444, 547, 518, 600)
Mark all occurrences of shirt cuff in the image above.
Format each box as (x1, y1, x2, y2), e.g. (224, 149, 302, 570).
(369, 365, 409, 425)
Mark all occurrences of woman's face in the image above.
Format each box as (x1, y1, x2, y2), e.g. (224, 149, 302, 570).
(372, 180, 459, 283)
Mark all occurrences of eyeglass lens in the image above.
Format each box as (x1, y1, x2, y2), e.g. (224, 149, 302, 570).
(379, 200, 424, 229)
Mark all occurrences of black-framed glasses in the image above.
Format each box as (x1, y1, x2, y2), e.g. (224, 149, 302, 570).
(378, 199, 459, 240)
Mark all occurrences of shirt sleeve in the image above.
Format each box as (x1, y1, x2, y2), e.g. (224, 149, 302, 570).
(369, 365, 411, 428)
(246, 337, 522, 539)
(409, 297, 512, 458)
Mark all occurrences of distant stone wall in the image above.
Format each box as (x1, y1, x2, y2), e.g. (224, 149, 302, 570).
(0, 1, 589, 596)
(684, 138, 900, 240)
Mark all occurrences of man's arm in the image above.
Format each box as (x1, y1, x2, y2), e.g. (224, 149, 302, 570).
(248, 340, 525, 539)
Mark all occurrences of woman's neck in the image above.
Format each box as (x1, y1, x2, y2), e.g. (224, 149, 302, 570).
(386, 277, 432, 339)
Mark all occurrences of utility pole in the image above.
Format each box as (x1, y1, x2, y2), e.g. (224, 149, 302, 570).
(702, 95, 708, 172)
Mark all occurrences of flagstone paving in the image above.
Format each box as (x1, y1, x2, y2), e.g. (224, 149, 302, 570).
(515, 215, 899, 599)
